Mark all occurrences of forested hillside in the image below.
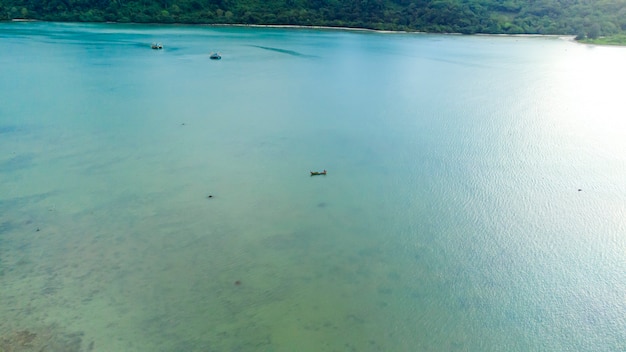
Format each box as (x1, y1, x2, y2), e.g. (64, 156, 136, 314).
(2, 0, 626, 37)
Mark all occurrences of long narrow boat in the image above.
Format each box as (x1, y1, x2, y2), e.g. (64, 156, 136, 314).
(310, 170, 327, 176)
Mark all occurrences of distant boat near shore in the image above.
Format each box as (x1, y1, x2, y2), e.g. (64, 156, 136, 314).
(210, 52, 221, 60)
(151, 42, 163, 49)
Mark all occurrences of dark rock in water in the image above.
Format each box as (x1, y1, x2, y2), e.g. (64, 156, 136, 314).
(234, 280, 241, 286)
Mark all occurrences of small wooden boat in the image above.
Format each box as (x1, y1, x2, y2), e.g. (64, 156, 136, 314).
(310, 170, 327, 176)
(210, 52, 221, 60)
(151, 43, 163, 49)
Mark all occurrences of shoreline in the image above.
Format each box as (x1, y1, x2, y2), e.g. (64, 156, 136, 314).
(9, 19, 580, 42)
(10, 18, 573, 37)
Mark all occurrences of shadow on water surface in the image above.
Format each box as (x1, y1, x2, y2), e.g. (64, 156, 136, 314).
(249, 45, 316, 57)
(0, 125, 22, 134)
(0, 154, 36, 173)
(0, 126, 30, 173)
(0, 220, 19, 236)
(0, 192, 55, 214)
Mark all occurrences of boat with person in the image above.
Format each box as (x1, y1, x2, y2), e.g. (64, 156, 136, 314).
(210, 52, 221, 60)
(151, 42, 163, 49)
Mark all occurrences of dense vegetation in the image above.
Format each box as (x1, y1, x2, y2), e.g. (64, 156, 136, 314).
(2, 0, 626, 38)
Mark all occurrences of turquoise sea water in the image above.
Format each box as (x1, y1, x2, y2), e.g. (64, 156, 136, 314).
(1, 22, 626, 351)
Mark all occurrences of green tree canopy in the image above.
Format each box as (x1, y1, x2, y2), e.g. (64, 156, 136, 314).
(1, 0, 625, 37)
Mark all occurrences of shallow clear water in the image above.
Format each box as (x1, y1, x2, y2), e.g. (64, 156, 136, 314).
(1, 22, 625, 351)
